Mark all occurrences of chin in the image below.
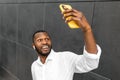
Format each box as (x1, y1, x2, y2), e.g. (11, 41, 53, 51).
(41, 50, 50, 56)
(41, 52, 50, 56)
(43, 51, 50, 54)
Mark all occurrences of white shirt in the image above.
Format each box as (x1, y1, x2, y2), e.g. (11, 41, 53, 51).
(31, 45, 101, 80)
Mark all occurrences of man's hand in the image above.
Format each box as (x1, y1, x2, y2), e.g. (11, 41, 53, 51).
(62, 9, 91, 32)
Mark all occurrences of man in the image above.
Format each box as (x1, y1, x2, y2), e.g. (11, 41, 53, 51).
(31, 8, 101, 80)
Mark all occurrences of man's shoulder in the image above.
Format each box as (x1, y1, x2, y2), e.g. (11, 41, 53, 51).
(53, 50, 78, 57)
(31, 59, 38, 67)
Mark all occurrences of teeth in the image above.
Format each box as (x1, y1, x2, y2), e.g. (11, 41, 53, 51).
(42, 45, 48, 49)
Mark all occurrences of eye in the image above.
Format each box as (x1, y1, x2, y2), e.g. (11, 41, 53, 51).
(45, 38, 50, 41)
(37, 39, 42, 42)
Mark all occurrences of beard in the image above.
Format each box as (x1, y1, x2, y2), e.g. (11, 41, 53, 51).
(35, 46, 52, 57)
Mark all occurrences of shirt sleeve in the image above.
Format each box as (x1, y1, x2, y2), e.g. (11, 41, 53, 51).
(74, 44, 102, 73)
(83, 44, 101, 60)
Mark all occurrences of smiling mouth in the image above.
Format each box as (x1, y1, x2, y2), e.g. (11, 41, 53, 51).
(42, 45, 49, 51)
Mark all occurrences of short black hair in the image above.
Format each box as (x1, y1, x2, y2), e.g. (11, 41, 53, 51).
(32, 30, 50, 43)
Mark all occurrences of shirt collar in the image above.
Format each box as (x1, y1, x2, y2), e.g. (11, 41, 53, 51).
(46, 49, 55, 61)
(36, 49, 55, 65)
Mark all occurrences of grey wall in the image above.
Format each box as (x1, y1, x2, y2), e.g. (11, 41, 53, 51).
(0, 0, 120, 80)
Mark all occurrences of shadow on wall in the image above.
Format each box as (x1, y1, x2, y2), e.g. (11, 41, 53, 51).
(74, 72, 111, 80)
(0, 66, 19, 80)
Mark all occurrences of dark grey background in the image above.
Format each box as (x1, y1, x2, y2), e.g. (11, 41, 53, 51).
(0, 0, 119, 80)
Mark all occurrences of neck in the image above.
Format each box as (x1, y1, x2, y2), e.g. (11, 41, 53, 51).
(39, 55, 47, 64)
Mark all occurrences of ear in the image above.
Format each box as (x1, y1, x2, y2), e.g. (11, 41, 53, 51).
(32, 44, 35, 50)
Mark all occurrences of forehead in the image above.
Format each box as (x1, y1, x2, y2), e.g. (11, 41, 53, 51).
(34, 32, 50, 39)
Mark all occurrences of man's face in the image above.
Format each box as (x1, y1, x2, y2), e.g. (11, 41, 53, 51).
(33, 32, 52, 56)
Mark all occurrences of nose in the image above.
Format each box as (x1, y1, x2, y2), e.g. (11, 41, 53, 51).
(42, 40, 47, 44)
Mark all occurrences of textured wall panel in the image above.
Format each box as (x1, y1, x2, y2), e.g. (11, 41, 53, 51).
(74, 72, 110, 80)
(17, 0, 120, 3)
(92, 2, 120, 80)
(0, 37, 1, 65)
(0, 4, 17, 42)
(17, 0, 44, 3)
(0, 66, 19, 80)
(16, 44, 37, 80)
(0, 0, 17, 3)
(18, 4, 44, 47)
(0, 0, 118, 3)
(17, 0, 94, 3)
(0, 38, 17, 77)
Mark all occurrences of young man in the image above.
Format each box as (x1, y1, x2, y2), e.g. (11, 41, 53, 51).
(31, 8, 101, 80)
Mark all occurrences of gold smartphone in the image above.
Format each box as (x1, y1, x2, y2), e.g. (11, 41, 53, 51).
(59, 4, 80, 29)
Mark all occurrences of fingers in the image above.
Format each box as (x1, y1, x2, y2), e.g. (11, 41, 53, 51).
(62, 9, 83, 16)
(62, 8, 73, 14)
(63, 12, 76, 19)
(65, 17, 81, 23)
(62, 9, 83, 22)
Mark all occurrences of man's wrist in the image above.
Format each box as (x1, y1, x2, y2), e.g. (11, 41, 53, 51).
(82, 27, 92, 33)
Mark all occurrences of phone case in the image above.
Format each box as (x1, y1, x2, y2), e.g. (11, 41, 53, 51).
(59, 4, 80, 29)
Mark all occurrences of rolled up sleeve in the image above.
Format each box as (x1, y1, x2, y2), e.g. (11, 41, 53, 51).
(83, 44, 101, 60)
(75, 44, 102, 73)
